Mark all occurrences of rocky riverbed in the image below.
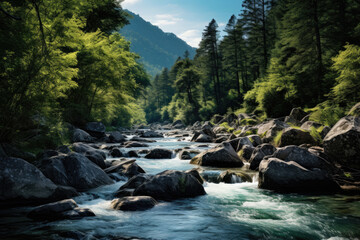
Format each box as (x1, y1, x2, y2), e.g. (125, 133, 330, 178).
(1, 106, 360, 239)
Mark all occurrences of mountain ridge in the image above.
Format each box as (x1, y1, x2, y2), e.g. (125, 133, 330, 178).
(120, 10, 197, 76)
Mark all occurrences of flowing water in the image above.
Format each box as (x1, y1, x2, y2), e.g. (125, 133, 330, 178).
(1, 135, 360, 240)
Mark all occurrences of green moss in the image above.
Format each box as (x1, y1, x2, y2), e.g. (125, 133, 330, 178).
(239, 118, 258, 126)
(237, 149, 244, 157)
(344, 172, 353, 179)
(234, 129, 242, 135)
(259, 131, 268, 138)
(273, 131, 283, 147)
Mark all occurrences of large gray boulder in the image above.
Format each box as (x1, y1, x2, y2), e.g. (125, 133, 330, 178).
(257, 120, 289, 140)
(217, 170, 252, 184)
(0, 157, 78, 204)
(109, 131, 126, 143)
(258, 158, 340, 193)
(191, 142, 244, 168)
(111, 196, 157, 211)
(27, 199, 95, 221)
(238, 145, 255, 162)
(72, 129, 95, 143)
(249, 144, 277, 170)
(140, 131, 163, 138)
(323, 116, 360, 169)
(85, 122, 106, 138)
(279, 128, 316, 147)
(195, 134, 213, 143)
(133, 170, 206, 201)
(227, 137, 253, 152)
(273, 145, 331, 170)
(145, 149, 173, 159)
(40, 153, 113, 191)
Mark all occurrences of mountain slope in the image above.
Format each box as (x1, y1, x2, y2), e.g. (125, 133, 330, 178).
(120, 10, 196, 76)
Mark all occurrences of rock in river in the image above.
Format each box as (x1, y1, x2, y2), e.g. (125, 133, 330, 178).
(133, 170, 206, 201)
(40, 152, 113, 191)
(145, 148, 173, 159)
(323, 116, 360, 170)
(191, 142, 244, 168)
(258, 158, 340, 193)
(0, 157, 78, 204)
(28, 199, 95, 221)
(111, 196, 157, 211)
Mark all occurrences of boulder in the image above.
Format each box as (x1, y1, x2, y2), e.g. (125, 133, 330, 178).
(133, 170, 206, 201)
(178, 150, 200, 160)
(140, 131, 163, 138)
(195, 134, 213, 143)
(185, 168, 204, 184)
(247, 135, 262, 147)
(72, 143, 106, 158)
(129, 137, 156, 143)
(213, 126, 227, 134)
(273, 145, 331, 170)
(0, 157, 78, 204)
(191, 142, 244, 168)
(226, 137, 253, 152)
(301, 121, 323, 131)
(128, 150, 139, 158)
(288, 108, 308, 122)
(72, 129, 94, 143)
(85, 151, 106, 169)
(145, 148, 173, 159)
(217, 170, 252, 183)
(111, 196, 157, 211)
(249, 144, 277, 170)
(323, 116, 360, 169)
(109, 148, 123, 158)
(279, 128, 316, 147)
(57, 145, 71, 154)
(257, 120, 289, 140)
(124, 142, 149, 148)
(109, 131, 126, 143)
(258, 158, 340, 193)
(85, 122, 106, 138)
(238, 145, 255, 162)
(40, 153, 113, 191)
(119, 174, 153, 190)
(201, 123, 216, 138)
(27, 199, 95, 221)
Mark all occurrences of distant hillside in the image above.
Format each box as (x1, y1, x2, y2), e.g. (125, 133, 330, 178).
(120, 10, 196, 76)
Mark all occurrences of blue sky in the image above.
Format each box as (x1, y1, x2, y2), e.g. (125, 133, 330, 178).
(121, 0, 244, 48)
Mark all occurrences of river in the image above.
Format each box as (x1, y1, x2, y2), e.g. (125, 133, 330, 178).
(1, 134, 360, 239)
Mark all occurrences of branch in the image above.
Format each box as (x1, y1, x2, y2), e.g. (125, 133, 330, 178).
(0, 6, 21, 20)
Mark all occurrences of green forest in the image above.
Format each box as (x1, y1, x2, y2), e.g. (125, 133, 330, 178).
(0, 0, 150, 148)
(146, 0, 360, 126)
(1, 0, 360, 150)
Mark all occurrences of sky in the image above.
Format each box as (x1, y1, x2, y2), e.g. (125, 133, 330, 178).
(121, 0, 244, 48)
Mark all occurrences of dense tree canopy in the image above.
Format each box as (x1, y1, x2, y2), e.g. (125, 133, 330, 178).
(144, 0, 360, 125)
(0, 0, 149, 146)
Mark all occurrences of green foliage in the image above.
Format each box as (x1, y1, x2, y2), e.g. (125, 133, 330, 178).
(308, 101, 344, 126)
(239, 118, 258, 126)
(219, 122, 234, 133)
(0, 0, 149, 146)
(273, 131, 284, 147)
(309, 127, 323, 145)
(331, 44, 360, 107)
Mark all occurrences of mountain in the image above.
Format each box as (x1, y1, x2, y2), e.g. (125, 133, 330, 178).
(120, 10, 197, 76)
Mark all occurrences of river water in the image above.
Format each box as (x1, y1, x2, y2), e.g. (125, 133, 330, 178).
(1, 135, 360, 240)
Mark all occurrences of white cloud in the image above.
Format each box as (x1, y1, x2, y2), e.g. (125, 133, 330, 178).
(152, 14, 183, 27)
(121, 0, 142, 8)
(179, 29, 202, 48)
(218, 22, 226, 28)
